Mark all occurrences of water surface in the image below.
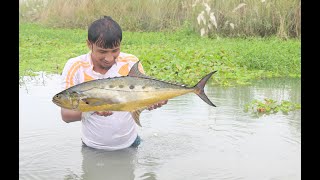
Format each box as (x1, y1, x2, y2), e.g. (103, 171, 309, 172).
(19, 73, 301, 180)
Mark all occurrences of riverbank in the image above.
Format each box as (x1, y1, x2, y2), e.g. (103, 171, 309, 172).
(19, 23, 300, 86)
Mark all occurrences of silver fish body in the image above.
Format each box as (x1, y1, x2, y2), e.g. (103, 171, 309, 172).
(52, 61, 216, 126)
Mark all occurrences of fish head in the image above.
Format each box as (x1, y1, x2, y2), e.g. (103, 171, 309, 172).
(52, 90, 81, 110)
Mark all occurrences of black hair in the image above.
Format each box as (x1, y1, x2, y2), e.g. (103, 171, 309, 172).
(88, 16, 122, 49)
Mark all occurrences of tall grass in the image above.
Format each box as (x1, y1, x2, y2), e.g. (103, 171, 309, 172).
(19, 0, 187, 31)
(19, 0, 300, 38)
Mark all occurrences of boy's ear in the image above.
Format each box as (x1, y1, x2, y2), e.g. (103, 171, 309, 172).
(86, 40, 92, 50)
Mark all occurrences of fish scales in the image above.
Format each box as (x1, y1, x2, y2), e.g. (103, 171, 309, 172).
(71, 76, 194, 111)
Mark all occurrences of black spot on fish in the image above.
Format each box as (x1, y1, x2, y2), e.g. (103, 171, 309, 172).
(142, 86, 146, 89)
(82, 99, 89, 104)
(129, 85, 135, 89)
(109, 85, 114, 88)
(119, 85, 124, 88)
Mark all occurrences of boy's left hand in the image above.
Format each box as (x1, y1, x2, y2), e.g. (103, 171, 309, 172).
(147, 100, 168, 111)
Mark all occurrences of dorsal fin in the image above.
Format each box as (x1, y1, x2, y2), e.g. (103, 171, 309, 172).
(128, 61, 189, 88)
(128, 61, 148, 78)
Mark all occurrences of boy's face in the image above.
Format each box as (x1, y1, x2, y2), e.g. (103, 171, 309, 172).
(87, 41, 121, 70)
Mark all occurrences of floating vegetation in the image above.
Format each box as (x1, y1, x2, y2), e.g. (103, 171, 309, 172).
(19, 23, 300, 86)
(244, 98, 301, 115)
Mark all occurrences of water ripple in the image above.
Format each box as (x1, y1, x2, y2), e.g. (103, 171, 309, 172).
(19, 75, 301, 180)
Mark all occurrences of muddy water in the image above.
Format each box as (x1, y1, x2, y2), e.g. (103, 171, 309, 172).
(19, 73, 301, 180)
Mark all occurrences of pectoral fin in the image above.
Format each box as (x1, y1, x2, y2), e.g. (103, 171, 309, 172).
(81, 98, 107, 106)
(131, 108, 145, 127)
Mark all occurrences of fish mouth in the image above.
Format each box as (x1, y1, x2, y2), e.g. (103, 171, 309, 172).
(52, 98, 73, 109)
(52, 98, 62, 106)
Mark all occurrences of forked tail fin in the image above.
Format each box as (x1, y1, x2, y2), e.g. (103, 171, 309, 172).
(194, 71, 217, 107)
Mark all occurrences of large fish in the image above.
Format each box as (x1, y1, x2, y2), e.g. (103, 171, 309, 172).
(52, 61, 217, 126)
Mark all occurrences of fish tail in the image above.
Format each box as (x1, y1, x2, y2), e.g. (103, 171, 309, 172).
(193, 71, 217, 107)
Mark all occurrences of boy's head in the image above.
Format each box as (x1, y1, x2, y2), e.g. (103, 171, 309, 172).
(88, 16, 122, 49)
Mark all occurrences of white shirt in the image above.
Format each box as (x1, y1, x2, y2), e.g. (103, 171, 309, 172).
(61, 52, 144, 150)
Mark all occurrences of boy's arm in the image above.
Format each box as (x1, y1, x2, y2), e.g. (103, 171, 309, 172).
(61, 108, 82, 123)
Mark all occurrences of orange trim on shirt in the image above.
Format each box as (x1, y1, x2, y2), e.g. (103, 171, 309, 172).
(118, 62, 145, 76)
(138, 63, 145, 74)
(117, 57, 139, 63)
(118, 63, 129, 76)
(66, 61, 90, 88)
(84, 72, 95, 82)
(66, 62, 80, 88)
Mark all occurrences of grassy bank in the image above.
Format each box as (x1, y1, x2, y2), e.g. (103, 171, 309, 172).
(19, 0, 300, 38)
(19, 23, 300, 86)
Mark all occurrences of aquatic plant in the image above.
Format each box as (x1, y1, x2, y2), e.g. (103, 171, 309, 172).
(19, 23, 300, 86)
(244, 98, 301, 115)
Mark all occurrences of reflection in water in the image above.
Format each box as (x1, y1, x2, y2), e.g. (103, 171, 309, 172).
(79, 146, 137, 180)
(19, 73, 301, 180)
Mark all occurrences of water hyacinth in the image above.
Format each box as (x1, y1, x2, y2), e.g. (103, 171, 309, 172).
(244, 98, 301, 115)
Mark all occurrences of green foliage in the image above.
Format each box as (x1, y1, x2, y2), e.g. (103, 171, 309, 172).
(19, 23, 300, 86)
(19, 23, 87, 76)
(228, 37, 301, 78)
(244, 98, 301, 115)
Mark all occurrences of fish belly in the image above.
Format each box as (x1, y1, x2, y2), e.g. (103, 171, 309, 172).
(77, 89, 193, 112)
